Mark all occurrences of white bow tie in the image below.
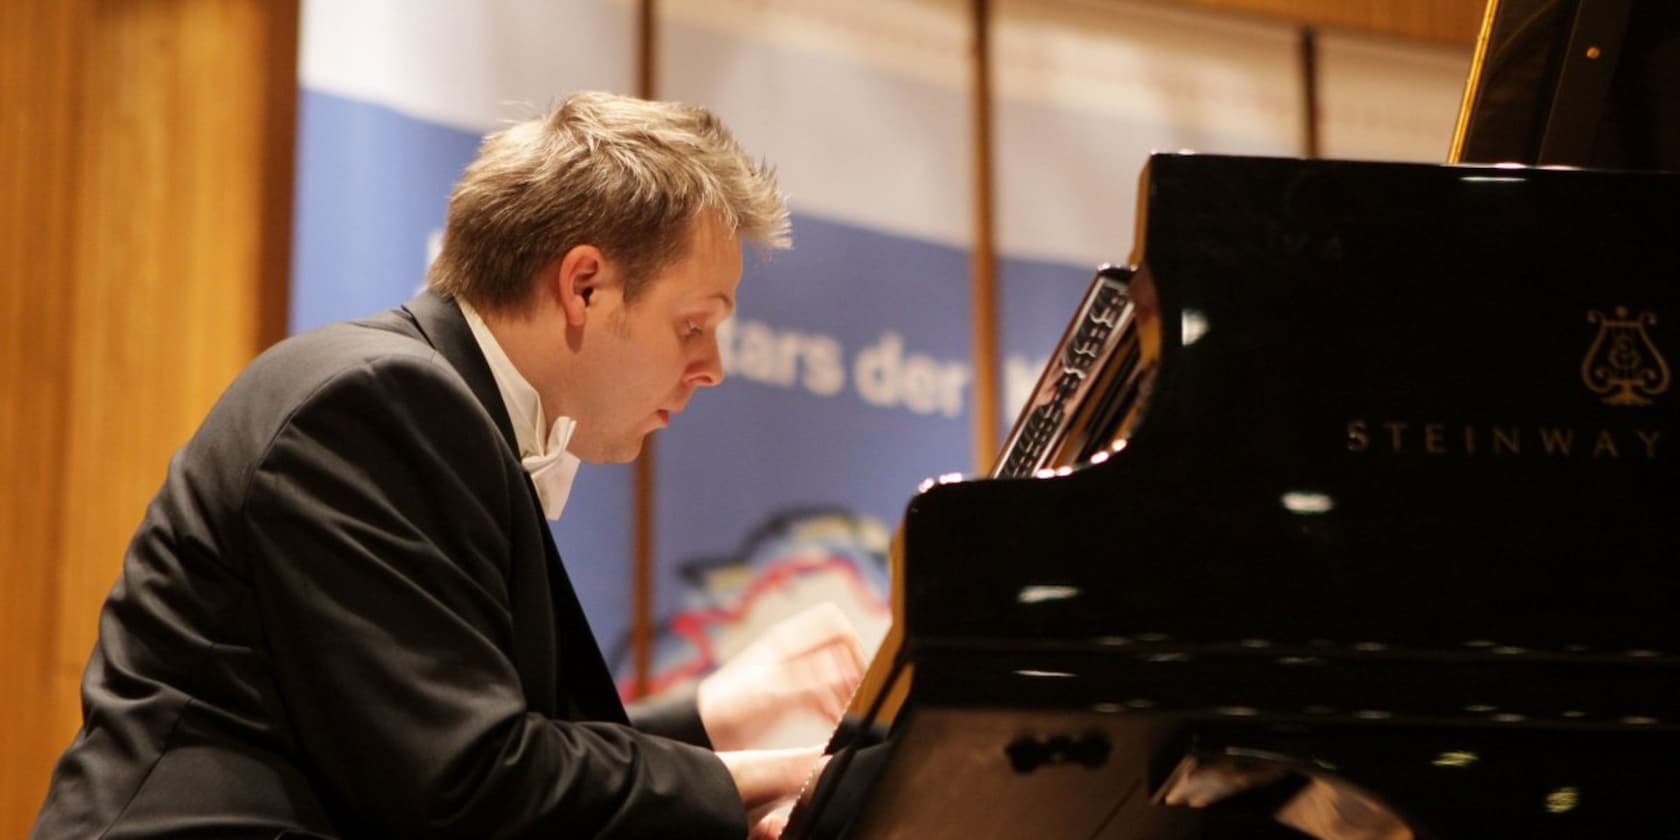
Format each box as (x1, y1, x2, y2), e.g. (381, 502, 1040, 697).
(522, 416, 580, 520)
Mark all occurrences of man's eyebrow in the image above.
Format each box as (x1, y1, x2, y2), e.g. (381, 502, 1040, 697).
(710, 292, 735, 312)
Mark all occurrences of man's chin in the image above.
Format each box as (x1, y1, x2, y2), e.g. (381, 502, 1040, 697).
(590, 437, 648, 465)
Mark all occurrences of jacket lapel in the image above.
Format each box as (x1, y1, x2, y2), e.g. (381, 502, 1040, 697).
(399, 290, 630, 726)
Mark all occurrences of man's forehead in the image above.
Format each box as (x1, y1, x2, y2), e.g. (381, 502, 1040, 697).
(650, 274, 735, 314)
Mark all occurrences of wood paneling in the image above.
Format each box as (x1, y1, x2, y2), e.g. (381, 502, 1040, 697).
(0, 1, 296, 835)
(1139, 0, 1485, 44)
(0, 0, 87, 833)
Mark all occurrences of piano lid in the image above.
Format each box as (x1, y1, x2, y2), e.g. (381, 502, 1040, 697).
(904, 152, 1680, 660)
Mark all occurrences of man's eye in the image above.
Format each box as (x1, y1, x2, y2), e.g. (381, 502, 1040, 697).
(683, 320, 703, 337)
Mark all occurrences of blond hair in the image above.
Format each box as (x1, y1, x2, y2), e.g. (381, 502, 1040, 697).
(428, 92, 789, 309)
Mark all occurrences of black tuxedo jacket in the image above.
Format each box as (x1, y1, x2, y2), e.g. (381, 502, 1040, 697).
(32, 292, 745, 839)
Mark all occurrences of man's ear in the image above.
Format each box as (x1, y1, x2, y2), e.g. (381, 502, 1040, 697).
(555, 244, 608, 327)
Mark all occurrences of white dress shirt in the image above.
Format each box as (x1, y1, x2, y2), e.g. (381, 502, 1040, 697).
(458, 299, 581, 521)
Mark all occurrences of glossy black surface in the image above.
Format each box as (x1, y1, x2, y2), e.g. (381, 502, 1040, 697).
(791, 154, 1680, 838)
(910, 153, 1680, 658)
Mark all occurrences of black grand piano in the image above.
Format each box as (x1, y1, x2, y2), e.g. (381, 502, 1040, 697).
(785, 1, 1680, 836)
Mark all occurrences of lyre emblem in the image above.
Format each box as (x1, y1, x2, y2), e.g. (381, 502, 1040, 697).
(1582, 307, 1670, 406)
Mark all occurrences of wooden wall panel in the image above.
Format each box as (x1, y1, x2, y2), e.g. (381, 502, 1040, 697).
(0, 0, 87, 834)
(52, 0, 299, 738)
(0, 1, 296, 835)
(1140, 0, 1485, 44)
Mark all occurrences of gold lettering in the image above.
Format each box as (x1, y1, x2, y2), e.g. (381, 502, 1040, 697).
(1592, 429, 1620, 459)
(1493, 426, 1521, 455)
(1342, 419, 1665, 460)
(1383, 421, 1408, 452)
(1638, 429, 1662, 459)
(1539, 427, 1574, 456)
(1425, 424, 1447, 455)
(1347, 420, 1370, 453)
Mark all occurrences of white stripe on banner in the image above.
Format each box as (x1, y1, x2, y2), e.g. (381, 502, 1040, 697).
(1318, 32, 1471, 163)
(299, 0, 636, 133)
(659, 0, 974, 248)
(993, 0, 1303, 266)
(658, 0, 970, 91)
(995, 0, 1301, 143)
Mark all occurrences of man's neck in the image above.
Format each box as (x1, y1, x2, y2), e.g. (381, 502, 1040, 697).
(473, 299, 568, 425)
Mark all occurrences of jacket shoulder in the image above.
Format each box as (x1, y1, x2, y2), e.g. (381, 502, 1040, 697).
(177, 312, 497, 507)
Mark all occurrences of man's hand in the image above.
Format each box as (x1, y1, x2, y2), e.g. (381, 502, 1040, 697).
(750, 801, 795, 840)
(698, 603, 867, 751)
(717, 747, 826, 839)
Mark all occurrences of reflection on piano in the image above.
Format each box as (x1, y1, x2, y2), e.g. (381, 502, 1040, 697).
(785, 2, 1680, 836)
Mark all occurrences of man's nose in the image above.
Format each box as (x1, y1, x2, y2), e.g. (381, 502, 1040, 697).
(686, 338, 725, 387)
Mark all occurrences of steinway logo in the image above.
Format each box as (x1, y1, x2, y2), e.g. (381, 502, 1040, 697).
(1582, 307, 1670, 406)
(1346, 306, 1669, 461)
(1347, 420, 1662, 460)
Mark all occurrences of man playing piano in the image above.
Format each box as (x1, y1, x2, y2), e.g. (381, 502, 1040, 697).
(32, 92, 862, 839)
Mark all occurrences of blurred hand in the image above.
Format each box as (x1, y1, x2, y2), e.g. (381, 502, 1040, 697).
(698, 603, 866, 752)
(718, 747, 827, 839)
(1161, 759, 1289, 808)
(750, 800, 794, 840)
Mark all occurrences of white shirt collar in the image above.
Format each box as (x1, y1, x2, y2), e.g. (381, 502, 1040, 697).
(457, 299, 580, 521)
